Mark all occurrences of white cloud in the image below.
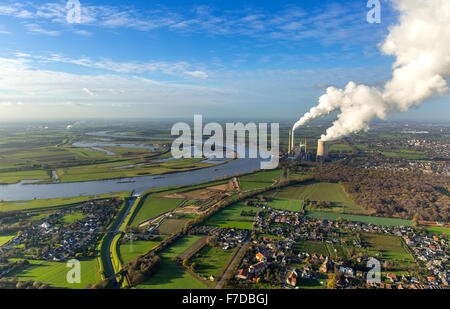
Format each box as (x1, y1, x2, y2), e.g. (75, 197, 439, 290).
(0, 56, 221, 111)
(30, 53, 208, 79)
(26, 23, 60, 36)
(82, 88, 95, 97)
(0, 2, 391, 44)
(184, 71, 209, 79)
(73, 29, 92, 36)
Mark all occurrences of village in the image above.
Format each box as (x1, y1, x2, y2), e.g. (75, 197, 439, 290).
(0, 199, 122, 263)
(212, 203, 450, 289)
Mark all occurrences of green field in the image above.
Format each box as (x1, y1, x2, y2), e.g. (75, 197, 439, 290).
(296, 240, 353, 260)
(306, 211, 413, 227)
(158, 219, 187, 235)
(131, 197, 184, 226)
(239, 169, 281, 183)
(239, 181, 271, 191)
(381, 150, 428, 160)
(61, 211, 85, 224)
(360, 233, 415, 265)
(328, 143, 353, 152)
(267, 199, 303, 212)
(204, 201, 254, 230)
(238, 169, 281, 191)
(7, 258, 100, 289)
(425, 226, 450, 236)
(294, 240, 331, 257)
(119, 239, 165, 264)
(0, 234, 15, 246)
(296, 278, 327, 289)
(0, 170, 50, 184)
(268, 182, 366, 214)
(0, 191, 132, 212)
(137, 236, 207, 289)
(189, 245, 235, 282)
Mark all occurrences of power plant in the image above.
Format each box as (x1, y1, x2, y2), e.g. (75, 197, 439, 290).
(317, 140, 329, 159)
(288, 127, 330, 162)
(287, 129, 312, 161)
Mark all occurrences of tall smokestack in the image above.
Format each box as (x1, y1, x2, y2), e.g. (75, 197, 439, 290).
(291, 130, 295, 153)
(288, 129, 292, 154)
(305, 137, 307, 153)
(317, 140, 329, 159)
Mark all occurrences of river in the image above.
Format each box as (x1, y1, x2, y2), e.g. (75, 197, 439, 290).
(0, 132, 266, 202)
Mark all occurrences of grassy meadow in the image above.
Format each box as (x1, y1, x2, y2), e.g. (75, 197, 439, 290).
(137, 236, 207, 289)
(204, 201, 255, 230)
(6, 258, 100, 289)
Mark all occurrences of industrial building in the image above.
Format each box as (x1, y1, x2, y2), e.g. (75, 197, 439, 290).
(288, 128, 329, 162)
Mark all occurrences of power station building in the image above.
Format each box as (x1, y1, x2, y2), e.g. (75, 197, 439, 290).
(288, 130, 312, 161)
(289, 129, 330, 162)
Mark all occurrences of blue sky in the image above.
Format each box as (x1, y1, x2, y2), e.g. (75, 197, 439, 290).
(0, 0, 448, 120)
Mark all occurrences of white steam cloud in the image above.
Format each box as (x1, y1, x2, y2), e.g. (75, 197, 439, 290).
(293, 0, 450, 141)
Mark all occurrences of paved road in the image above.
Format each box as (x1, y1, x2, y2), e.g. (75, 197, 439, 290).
(215, 210, 259, 289)
(104, 195, 137, 288)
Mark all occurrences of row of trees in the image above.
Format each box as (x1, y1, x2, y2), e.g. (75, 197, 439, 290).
(124, 253, 162, 286)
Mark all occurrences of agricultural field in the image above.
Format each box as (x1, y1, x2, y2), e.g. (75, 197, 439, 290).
(381, 149, 428, 160)
(239, 169, 281, 183)
(0, 191, 132, 212)
(306, 211, 413, 227)
(204, 201, 255, 230)
(158, 219, 187, 235)
(137, 236, 207, 289)
(268, 182, 367, 215)
(189, 245, 236, 284)
(425, 226, 450, 237)
(239, 181, 271, 191)
(359, 233, 415, 266)
(0, 170, 50, 184)
(238, 169, 281, 192)
(328, 143, 353, 152)
(131, 197, 184, 226)
(6, 258, 100, 289)
(294, 240, 332, 257)
(267, 199, 303, 212)
(119, 238, 166, 264)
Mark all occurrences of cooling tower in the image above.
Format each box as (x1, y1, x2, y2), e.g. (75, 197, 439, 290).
(317, 140, 329, 158)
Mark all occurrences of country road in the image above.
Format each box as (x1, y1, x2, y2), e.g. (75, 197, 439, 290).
(215, 210, 259, 289)
(105, 195, 137, 288)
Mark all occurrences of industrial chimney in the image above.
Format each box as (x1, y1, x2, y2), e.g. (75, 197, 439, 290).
(291, 130, 295, 154)
(288, 129, 292, 154)
(317, 140, 329, 159)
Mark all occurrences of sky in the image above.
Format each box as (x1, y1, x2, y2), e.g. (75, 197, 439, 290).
(0, 0, 448, 121)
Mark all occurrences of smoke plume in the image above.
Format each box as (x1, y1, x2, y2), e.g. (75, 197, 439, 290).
(293, 0, 450, 141)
